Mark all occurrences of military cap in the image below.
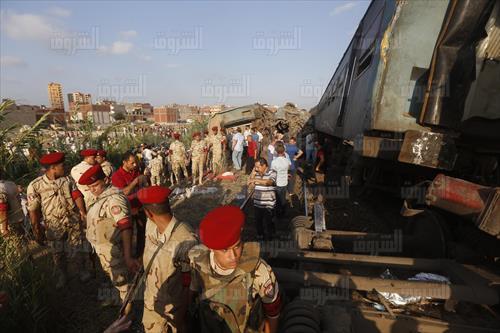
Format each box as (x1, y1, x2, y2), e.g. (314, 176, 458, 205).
(79, 164, 105, 185)
(137, 186, 172, 205)
(80, 149, 98, 157)
(199, 206, 244, 250)
(40, 152, 65, 165)
(96, 149, 107, 157)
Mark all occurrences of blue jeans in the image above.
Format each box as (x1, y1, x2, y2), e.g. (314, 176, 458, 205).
(232, 150, 242, 170)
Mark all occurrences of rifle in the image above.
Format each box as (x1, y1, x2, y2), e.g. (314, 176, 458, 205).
(118, 221, 178, 318)
(240, 187, 255, 210)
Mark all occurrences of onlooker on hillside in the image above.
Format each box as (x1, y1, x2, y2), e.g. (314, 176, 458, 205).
(271, 142, 291, 218)
(305, 133, 315, 164)
(231, 127, 244, 171)
(285, 137, 303, 195)
(248, 158, 277, 240)
(245, 135, 258, 175)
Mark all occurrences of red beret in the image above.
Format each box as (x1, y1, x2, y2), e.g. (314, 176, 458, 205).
(200, 206, 244, 250)
(173, 132, 180, 139)
(40, 152, 65, 165)
(78, 164, 105, 185)
(96, 149, 107, 157)
(80, 149, 98, 157)
(137, 186, 172, 205)
(212, 126, 218, 131)
(192, 132, 201, 138)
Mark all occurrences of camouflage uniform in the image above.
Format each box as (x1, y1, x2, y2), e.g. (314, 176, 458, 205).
(189, 242, 280, 333)
(149, 157, 163, 186)
(71, 161, 95, 207)
(0, 180, 25, 238)
(142, 217, 197, 333)
(100, 161, 115, 178)
(27, 175, 84, 276)
(86, 185, 131, 303)
(208, 133, 225, 174)
(190, 140, 206, 185)
(169, 140, 189, 184)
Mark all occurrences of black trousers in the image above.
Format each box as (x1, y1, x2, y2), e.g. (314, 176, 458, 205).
(245, 157, 255, 175)
(254, 206, 275, 239)
(275, 186, 287, 217)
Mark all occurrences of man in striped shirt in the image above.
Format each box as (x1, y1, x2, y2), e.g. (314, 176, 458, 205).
(248, 157, 277, 240)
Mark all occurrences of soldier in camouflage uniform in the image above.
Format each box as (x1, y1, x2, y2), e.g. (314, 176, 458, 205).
(71, 149, 98, 207)
(202, 130, 211, 171)
(78, 164, 140, 305)
(190, 132, 207, 186)
(27, 152, 88, 288)
(189, 206, 282, 333)
(207, 126, 226, 175)
(137, 186, 197, 333)
(0, 177, 25, 239)
(96, 149, 115, 178)
(169, 133, 189, 185)
(149, 155, 164, 186)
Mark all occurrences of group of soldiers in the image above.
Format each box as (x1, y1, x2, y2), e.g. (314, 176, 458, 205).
(145, 127, 227, 188)
(0, 129, 282, 333)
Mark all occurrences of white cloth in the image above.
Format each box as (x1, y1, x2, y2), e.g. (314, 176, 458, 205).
(271, 155, 291, 187)
(232, 133, 244, 152)
(256, 131, 263, 142)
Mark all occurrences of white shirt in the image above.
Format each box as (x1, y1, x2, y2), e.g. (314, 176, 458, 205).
(306, 134, 314, 150)
(271, 155, 291, 187)
(232, 133, 244, 152)
(142, 148, 153, 162)
(243, 129, 252, 145)
(268, 144, 275, 156)
(257, 131, 263, 142)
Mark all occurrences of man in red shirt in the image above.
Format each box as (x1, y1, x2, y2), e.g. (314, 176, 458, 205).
(111, 151, 149, 256)
(245, 135, 258, 175)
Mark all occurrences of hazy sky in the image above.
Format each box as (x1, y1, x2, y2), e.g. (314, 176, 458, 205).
(0, 0, 370, 110)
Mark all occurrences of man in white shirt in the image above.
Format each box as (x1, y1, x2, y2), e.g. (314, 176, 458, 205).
(271, 142, 291, 218)
(305, 133, 315, 164)
(231, 127, 244, 170)
(142, 144, 155, 168)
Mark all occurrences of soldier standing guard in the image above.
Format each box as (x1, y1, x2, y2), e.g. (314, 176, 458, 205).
(190, 132, 207, 186)
(169, 133, 189, 185)
(208, 126, 226, 175)
(137, 186, 197, 333)
(96, 149, 115, 178)
(78, 165, 140, 306)
(189, 206, 282, 333)
(71, 148, 98, 207)
(149, 155, 163, 186)
(27, 152, 90, 288)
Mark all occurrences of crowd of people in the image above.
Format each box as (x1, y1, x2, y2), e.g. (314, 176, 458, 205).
(0, 125, 323, 332)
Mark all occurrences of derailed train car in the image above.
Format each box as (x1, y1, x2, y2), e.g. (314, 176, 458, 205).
(312, 0, 499, 240)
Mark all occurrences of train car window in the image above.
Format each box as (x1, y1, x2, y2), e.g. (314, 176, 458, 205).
(355, 43, 374, 78)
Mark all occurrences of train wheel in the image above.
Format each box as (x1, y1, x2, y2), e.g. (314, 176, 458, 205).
(406, 209, 450, 258)
(279, 300, 322, 333)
